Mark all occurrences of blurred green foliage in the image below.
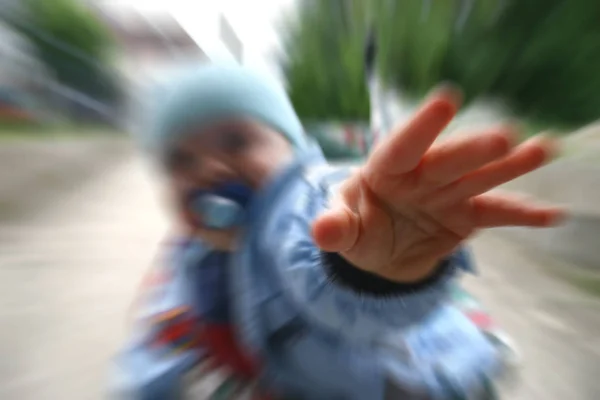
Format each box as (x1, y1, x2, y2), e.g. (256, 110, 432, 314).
(313, 134, 364, 160)
(283, 0, 600, 129)
(304, 122, 366, 159)
(281, 0, 371, 120)
(4, 0, 122, 111)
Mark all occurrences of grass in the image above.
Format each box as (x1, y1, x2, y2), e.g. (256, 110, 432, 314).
(547, 263, 600, 298)
(521, 119, 568, 138)
(516, 242, 600, 298)
(568, 276, 600, 297)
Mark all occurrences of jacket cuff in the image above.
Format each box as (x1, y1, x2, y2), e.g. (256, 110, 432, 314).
(321, 252, 453, 297)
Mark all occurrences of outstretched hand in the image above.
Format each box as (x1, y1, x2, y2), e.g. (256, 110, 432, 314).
(312, 87, 564, 283)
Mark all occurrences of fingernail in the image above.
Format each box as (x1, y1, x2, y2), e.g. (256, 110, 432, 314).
(431, 82, 463, 107)
(546, 208, 568, 226)
(527, 134, 562, 163)
(539, 134, 562, 161)
(495, 125, 520, 149)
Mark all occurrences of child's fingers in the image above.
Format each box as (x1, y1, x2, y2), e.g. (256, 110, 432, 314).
(311, 206, 360, 253)
(365, 86, 461, 180)
(472, 193, 566, 228)
(430, 136, 557, 207)
(416, 126, 516, 190)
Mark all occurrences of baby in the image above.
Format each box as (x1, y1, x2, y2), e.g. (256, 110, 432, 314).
(112, 64, 562, 399)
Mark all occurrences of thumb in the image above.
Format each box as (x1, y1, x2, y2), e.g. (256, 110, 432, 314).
(311, 206, 360, 252)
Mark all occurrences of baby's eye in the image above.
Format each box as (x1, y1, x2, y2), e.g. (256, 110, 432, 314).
(165, 148, 195, 172)
(219, 131, 248, 153)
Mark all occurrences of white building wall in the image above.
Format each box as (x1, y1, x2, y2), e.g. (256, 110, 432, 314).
(95, 0, 294, 83)
(170, 4, 239, 66)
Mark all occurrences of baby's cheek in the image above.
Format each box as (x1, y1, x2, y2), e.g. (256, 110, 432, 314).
(181, 207, 200, 231)
(241, 152, 288, 188)
(235, 158, 268, 188)
(168, 189, 196, 227)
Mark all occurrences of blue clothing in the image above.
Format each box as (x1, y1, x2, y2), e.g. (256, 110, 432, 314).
(192, 250, 231, 324)
(111, 147, 499, 399)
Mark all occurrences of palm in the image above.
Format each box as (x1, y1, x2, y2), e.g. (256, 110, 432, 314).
(313, 88, 563, 282)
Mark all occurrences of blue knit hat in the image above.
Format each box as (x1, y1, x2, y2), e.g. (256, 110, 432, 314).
(141, 64, 308, 155)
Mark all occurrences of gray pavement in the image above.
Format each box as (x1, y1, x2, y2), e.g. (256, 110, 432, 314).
(0, 152, 166, 400)
(0, 151, 599, 399)
(467, 233, 600, 399)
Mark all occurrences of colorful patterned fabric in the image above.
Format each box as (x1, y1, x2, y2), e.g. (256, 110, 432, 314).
(151, 306, 199, 354)
(450, 285, 495, 331)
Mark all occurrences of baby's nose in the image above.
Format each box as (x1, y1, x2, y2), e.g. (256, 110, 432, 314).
(196, 156, 237, 186)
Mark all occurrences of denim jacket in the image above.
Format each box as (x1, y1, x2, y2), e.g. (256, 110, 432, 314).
(111, 146, 498, 399)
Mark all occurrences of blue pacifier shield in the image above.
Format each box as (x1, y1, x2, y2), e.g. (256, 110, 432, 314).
(192, 194, 245, 229)
(189, 182, 253, 229)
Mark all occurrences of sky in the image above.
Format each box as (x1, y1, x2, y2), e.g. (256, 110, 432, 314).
(98, 0, 297, 80)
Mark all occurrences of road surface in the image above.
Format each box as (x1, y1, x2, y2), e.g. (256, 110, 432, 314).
(0, 151, 598, 399)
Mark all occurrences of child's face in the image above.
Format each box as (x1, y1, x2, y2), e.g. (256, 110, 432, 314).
(164, 118, 294, 250)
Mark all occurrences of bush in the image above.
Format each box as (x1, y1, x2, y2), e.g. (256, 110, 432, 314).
(283, 0, 600, 130)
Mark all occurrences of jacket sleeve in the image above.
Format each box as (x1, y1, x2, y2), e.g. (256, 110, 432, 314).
(111, 328, 201, 400)
(261, 188, 502, 398)
(109, 260, 204, 399)
(383, 303, 500, 399)
(259, 174, 466, 343)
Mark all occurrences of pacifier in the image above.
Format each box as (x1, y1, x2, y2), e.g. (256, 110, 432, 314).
(189, 182, 253, 230)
